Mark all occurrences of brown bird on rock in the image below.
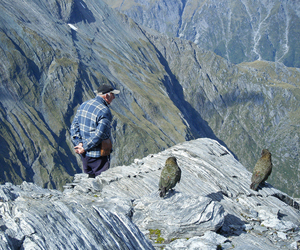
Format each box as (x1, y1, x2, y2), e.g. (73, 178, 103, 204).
(159, 156, 181, 197)
(250, 149, 273, 191)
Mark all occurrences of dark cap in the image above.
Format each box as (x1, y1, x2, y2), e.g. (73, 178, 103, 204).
(95, 84, 120, 95)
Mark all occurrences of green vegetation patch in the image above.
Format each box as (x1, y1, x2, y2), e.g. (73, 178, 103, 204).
(149, 229, 165, 244)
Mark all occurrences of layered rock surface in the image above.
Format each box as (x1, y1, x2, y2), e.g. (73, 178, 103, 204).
(1, 0, 300, 199)
(1, 139, 299, 249)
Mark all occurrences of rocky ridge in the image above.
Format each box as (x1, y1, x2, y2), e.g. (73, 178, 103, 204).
(0, 0, 300, 199)
(1, 138, 300, 249)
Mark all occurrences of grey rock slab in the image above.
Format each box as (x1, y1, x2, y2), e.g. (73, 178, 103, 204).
(0, 188, 154, 250)
(290, 240, 300, 249)
(63, 138, 300, 248)
(229, 232, 283, 250)
(1, 138, 300, 250)
(132, 192, 225, 241)
(164, 231, 228, 250)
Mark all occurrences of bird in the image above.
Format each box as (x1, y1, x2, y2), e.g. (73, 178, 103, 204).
(159, 156, 181, 197)
(250, 149, 273, 191)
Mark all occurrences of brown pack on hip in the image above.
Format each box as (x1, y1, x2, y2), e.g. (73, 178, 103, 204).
(100, 138, 112, 156)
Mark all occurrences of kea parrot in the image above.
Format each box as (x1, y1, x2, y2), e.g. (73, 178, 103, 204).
(250, 149, 273, 191)
(159, 156, 181, 197)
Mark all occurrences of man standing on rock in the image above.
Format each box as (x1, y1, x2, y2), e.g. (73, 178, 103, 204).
(70, 84, 120, 178)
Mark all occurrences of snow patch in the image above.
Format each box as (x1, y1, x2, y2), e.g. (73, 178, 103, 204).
(68, 24, 78, 31)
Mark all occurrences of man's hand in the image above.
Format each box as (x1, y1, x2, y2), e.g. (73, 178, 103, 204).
(74, 143, 85, 154)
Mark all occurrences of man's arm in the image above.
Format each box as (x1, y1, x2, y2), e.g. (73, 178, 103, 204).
(70, 112, 83, 146)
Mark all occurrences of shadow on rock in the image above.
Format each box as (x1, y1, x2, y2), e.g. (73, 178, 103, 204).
(161, 189, 180, 199)
(206, 191, 225, 202)
(218, 214, 246, 237)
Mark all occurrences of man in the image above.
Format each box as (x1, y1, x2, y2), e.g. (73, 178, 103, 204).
(70, 84, 120, 178)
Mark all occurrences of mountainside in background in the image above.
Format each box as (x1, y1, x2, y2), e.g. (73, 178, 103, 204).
(0, 0, 300, 198)
(104, 0, 300, 68)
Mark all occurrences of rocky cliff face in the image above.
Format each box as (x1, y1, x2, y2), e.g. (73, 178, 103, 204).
(0, 0, 300, 198)
(104, 0, 300, 68)
(1, 139, 300, 249)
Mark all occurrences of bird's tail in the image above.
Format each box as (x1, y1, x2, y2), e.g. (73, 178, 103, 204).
(159, 187, 166, 197)
(250, 182, 259, 191)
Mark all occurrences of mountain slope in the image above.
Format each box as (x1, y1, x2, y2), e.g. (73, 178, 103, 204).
(103, 0, 300, 68)
(144, 31, 300, 197)
(0, 0, 198, 189)
(0, 0, 300, 198)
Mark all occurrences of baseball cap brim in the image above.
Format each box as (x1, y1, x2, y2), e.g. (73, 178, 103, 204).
(94, 84, 120, 95)
(110, 89, 120, 94)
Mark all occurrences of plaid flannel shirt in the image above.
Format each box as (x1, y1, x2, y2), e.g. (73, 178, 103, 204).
(70, 95, 112, 158)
